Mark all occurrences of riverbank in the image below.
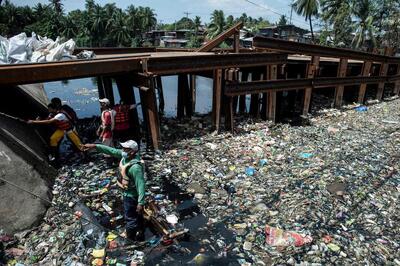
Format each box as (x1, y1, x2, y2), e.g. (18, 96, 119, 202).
(2, 99, 400, 265)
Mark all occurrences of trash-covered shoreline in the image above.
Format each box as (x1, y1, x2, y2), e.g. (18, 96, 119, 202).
(2, 99, 400, 265)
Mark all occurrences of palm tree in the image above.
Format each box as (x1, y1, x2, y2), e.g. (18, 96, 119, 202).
(90, 4, 107, 46)
(49, 0, 63, 15)
(320, 0, 352, 46)
(278, 15, 288, 26)
(207, 10, 225, 39)
(126, 5, 139, 37)
(85, 0, 95, 13)
(293, 0, 319, 42)
(194, 16, 201, 32)
(226, 15, 234, 27)
(352, 0, 377, 49)
(61, 15, 78, 39)
(109, 10, 130, 46)
(103, 3, 118, 31)
(2, 0, 22, 35)
(138, 7, 157, 32)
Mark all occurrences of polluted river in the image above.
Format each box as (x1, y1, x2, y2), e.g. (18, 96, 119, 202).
(1, 77, 400, 265)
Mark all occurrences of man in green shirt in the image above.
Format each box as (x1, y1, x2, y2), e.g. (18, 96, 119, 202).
(82, 140, 145, 241)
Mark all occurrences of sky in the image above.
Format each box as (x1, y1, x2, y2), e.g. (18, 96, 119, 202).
(12, 0, 310, 28)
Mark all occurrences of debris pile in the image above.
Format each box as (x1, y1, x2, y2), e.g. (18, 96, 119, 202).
(148, 100, 400, 265)
(0, 32, 82, 64)
(2, 99, 400, 265)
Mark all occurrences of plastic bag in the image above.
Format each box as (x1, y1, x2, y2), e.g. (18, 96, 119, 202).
(0, 35, 9, 64)
(8, 32, 28, 63)
(265, 225, 313, 247)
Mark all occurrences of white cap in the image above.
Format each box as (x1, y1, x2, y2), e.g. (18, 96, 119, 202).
(120, 140, 139, 151)
(99, 98, 110, 105)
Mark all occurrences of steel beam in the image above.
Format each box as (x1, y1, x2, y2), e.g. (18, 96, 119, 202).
(334, 58, 348, 108)
(357, 61, 372, 103)
(253, 37, 400, 64)
(0, 56, 143, 86)
(376, 47, 393, 100)
(303, 56, 320, 115)
(393, 68, 400, 95)
(197, 21, 243, 52)
(146, 53, 287, 75)
(225, 76, 395, 96)
(267, 65, 278, 122)
(74, 47, 156, 55)
(213, 69, 223, 132)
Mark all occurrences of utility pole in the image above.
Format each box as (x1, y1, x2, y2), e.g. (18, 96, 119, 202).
(289, 1, 294, 25)
(183, 11, 192, 18)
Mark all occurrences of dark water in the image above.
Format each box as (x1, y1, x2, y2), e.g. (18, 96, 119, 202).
(44, 76, 214, 119)
(143, 177, 239, 266)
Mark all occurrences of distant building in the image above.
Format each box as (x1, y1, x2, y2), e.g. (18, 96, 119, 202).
(258, 25, 310, 43)
(146, 29, 204, 47)
(160, 36, 188, 48)
(146, 30, 166, 46)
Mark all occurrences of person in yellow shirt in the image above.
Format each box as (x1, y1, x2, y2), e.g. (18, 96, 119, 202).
(28, 103, 83, 165)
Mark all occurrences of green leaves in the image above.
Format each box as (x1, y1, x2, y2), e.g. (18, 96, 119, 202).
(0, 0, 157, 47)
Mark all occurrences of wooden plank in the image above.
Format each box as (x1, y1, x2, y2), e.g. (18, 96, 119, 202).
(267, 65, 278, 122)
(196, 22, 243, 52)
(303, 56, 320, 115)
(213, 69, 223, 131)
(357, 61, 372, 103)
(334, 58, 348, 108)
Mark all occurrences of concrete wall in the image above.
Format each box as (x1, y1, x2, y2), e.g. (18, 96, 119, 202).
(0, 113, 55, 234)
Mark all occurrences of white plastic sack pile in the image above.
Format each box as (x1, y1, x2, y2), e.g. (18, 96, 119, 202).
(0, 32, 76, 64)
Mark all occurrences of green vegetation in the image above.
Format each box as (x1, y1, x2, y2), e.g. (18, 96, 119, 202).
(0, 0, 156, 47)
(1, 0, 398, 50)
(293, 0, 320, 42)
(319, 0, 400, 49)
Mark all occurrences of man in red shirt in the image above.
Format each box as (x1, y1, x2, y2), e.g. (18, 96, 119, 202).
(98, 98, 115, 147)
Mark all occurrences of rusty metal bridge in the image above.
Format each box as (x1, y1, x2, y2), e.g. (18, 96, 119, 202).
(1, 22, 399, 149)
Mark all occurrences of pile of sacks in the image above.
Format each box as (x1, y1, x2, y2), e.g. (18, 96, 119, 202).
(0, 32, 75, 64)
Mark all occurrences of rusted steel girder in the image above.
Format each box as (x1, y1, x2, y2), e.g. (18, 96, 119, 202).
(225, 75, 399, 96)
(74, 47, 156, 55)
(145, 53, 287, 75)
(0, 56, 143, 86)
(197, 21, 243, 52)
(253, 37, 400, 64)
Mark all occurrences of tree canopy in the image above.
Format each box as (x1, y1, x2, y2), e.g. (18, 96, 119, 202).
(1, 0, 397, 50)
(0, 0, 157, 47)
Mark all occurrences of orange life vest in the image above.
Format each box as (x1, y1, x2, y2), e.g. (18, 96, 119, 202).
(114, 105, 130, 131)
